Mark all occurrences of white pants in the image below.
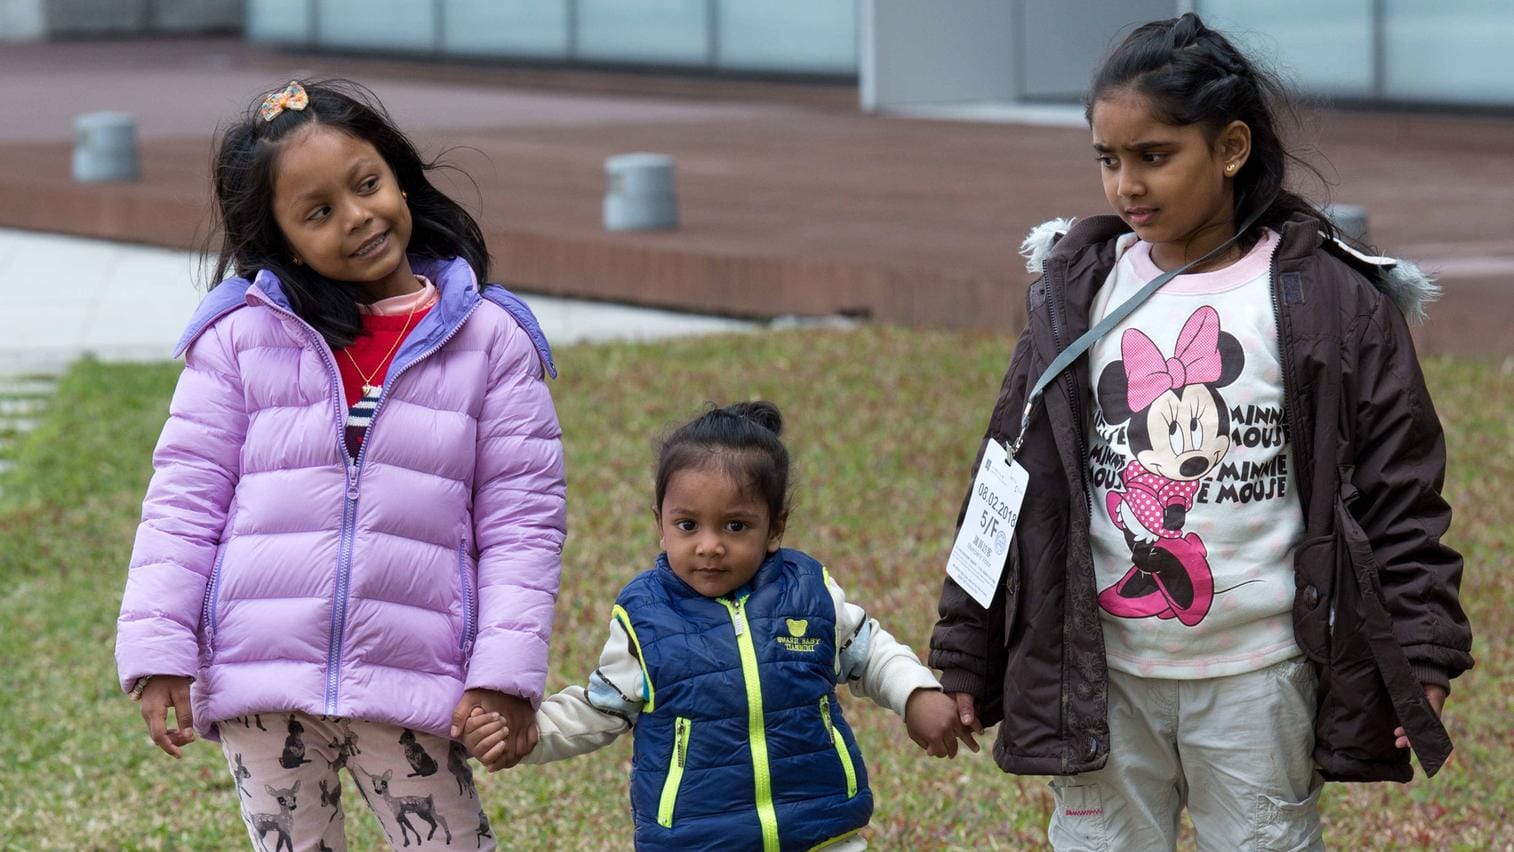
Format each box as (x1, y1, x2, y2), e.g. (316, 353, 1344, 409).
(1048, 657, 1323, 851)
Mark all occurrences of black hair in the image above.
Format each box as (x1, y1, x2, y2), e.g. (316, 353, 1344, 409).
(207, 78, 490, 349)
(655, 401, 791, 527)
(1085, 13, 1337, 251)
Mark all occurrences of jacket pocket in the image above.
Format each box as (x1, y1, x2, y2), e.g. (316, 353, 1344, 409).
(1002, 542, 1022, 648)
(1291, 533, 1334, 664)
(657, 716, 693, 828)
(199, 549, 228, 662)
(458, 539, 477, 655)
(819, 695, 858, 798)
(1325, 496, 1452, 776)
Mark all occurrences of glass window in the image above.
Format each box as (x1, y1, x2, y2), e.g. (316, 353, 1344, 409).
(716, 0, 857, 74)
(576, 0, 710, 66)
(1199, 0, 1373, 97)
(248, 0, 312, 44)
(442, 0, 571, 58)
(1021, 0, 1174, 101)
(315, 0, 436, 51)
(1384, 0, 1514, 105)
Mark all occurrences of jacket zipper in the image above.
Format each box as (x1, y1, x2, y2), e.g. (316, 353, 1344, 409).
(657, 716, 693, 828)
(818, 695, 858, 798)
(1045, 264, 1093, 525)
(328, 297, 484, 709)
(458, 538, 476, 653)
(250, 288, 483, 714)
(248, 294, 353, 713)
(200, 549, 228, 658)
(1266, 238, 1328, 636)
(719, 595, 780, 852)
(1266, 236, 1301, 499)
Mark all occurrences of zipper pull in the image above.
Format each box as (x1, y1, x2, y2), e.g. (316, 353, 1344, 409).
(731, 599, 747, 636)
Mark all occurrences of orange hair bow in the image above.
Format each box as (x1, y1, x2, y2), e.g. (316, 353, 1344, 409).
(259, 81, 309, 123)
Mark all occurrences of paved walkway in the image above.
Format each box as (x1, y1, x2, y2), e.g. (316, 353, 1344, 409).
(0, 227, 755, 377)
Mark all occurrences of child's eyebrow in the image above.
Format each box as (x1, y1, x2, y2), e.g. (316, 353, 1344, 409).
(1092, 140, 1177, 152)
(663, 505, 763, 520)
(288, 159, 381, 205)
(347, 157, 381, 176)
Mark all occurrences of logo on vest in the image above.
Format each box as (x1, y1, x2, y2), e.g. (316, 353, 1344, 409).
(776, 618, 820, 653)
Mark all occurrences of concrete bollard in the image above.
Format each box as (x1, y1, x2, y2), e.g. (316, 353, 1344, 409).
(72, 112, 140, 183)
(1324, 203, 1369, 245)
(604, 153, 677, 231)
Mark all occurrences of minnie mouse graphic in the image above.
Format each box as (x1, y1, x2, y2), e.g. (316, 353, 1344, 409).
(1095, 305, 1243, 627)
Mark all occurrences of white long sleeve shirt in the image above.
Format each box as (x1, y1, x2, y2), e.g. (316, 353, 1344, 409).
(1087, 230, 1304, 678)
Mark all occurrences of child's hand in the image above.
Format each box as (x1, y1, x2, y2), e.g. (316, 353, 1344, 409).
(137, 675, 196, 759)
(462, 707, 515, 771)
(1394, 684, 1448, 750)
(906, 688, 979, 758)
(450, 688, 538, 769)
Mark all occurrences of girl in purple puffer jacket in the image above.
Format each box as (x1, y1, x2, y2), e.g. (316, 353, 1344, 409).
(114, 79, 566, 850)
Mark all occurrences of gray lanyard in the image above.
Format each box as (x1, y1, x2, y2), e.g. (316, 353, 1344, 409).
(1009, 211, 1265, 458)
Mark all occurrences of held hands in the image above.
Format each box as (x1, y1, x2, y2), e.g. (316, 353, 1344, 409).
(1394, 684, 1448, 750)
(905, 688, 980, 759)
(451, 688, 538, 772)
(138, 675, 196, 758)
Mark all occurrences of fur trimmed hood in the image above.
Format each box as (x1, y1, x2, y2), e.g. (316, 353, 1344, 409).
(1018, 217, 1440, 323)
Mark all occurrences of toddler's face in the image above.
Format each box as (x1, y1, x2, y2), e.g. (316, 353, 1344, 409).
(271, 124, 414, 296)
(656, 465, 783, 598)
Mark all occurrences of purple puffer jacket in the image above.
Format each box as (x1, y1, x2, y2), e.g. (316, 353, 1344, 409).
(115, 256, 567, 740)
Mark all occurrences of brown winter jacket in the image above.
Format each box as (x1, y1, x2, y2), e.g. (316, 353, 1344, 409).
(930, 213, 1473, 783)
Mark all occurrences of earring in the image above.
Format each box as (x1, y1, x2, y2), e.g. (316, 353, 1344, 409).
(401, 190, 408, 200)
(292, 256, 303, 266)
(1225, 162, 1238, 175)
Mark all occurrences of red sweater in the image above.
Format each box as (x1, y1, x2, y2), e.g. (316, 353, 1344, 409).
(336, 307, 432, 408)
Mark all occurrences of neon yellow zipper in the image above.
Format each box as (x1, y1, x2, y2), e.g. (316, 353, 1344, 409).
(657, 716, 692, 828)
(720, 595, 780, 852)
(818, 695, 858, 798)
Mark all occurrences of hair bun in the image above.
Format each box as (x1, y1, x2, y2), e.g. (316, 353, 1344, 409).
(1167, 11, 1207, 50)
(724, 400, 783, 437)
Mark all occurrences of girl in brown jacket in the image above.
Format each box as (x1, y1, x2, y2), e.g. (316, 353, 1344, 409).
(931, 13, 1472, 850)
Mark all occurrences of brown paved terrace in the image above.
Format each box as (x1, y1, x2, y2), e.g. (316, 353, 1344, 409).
(1, 38, 1510, 356)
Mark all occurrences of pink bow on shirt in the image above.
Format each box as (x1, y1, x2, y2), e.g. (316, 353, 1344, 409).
(1121, 306, 1223, 411)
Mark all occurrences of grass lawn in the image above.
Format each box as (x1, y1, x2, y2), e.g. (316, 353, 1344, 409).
(0, 327, 1508, 849)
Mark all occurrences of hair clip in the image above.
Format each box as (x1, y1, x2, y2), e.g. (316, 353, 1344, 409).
(259, 81, 309, 123)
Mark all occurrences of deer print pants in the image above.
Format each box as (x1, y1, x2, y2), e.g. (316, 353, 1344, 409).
(219, 712, 496, 851)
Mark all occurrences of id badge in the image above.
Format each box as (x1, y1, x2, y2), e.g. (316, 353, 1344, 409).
(946, 438, 1029, 609)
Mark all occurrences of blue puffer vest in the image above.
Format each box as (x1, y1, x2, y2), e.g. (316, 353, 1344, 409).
(616, 548, 873, 851)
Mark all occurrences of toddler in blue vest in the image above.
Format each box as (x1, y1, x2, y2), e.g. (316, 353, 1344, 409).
(462, 401, 973, 850)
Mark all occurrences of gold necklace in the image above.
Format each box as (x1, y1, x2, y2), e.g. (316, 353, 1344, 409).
(343, 291, 421, 397)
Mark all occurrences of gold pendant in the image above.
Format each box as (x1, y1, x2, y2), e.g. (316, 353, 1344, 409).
(363, 383, 377, 396)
